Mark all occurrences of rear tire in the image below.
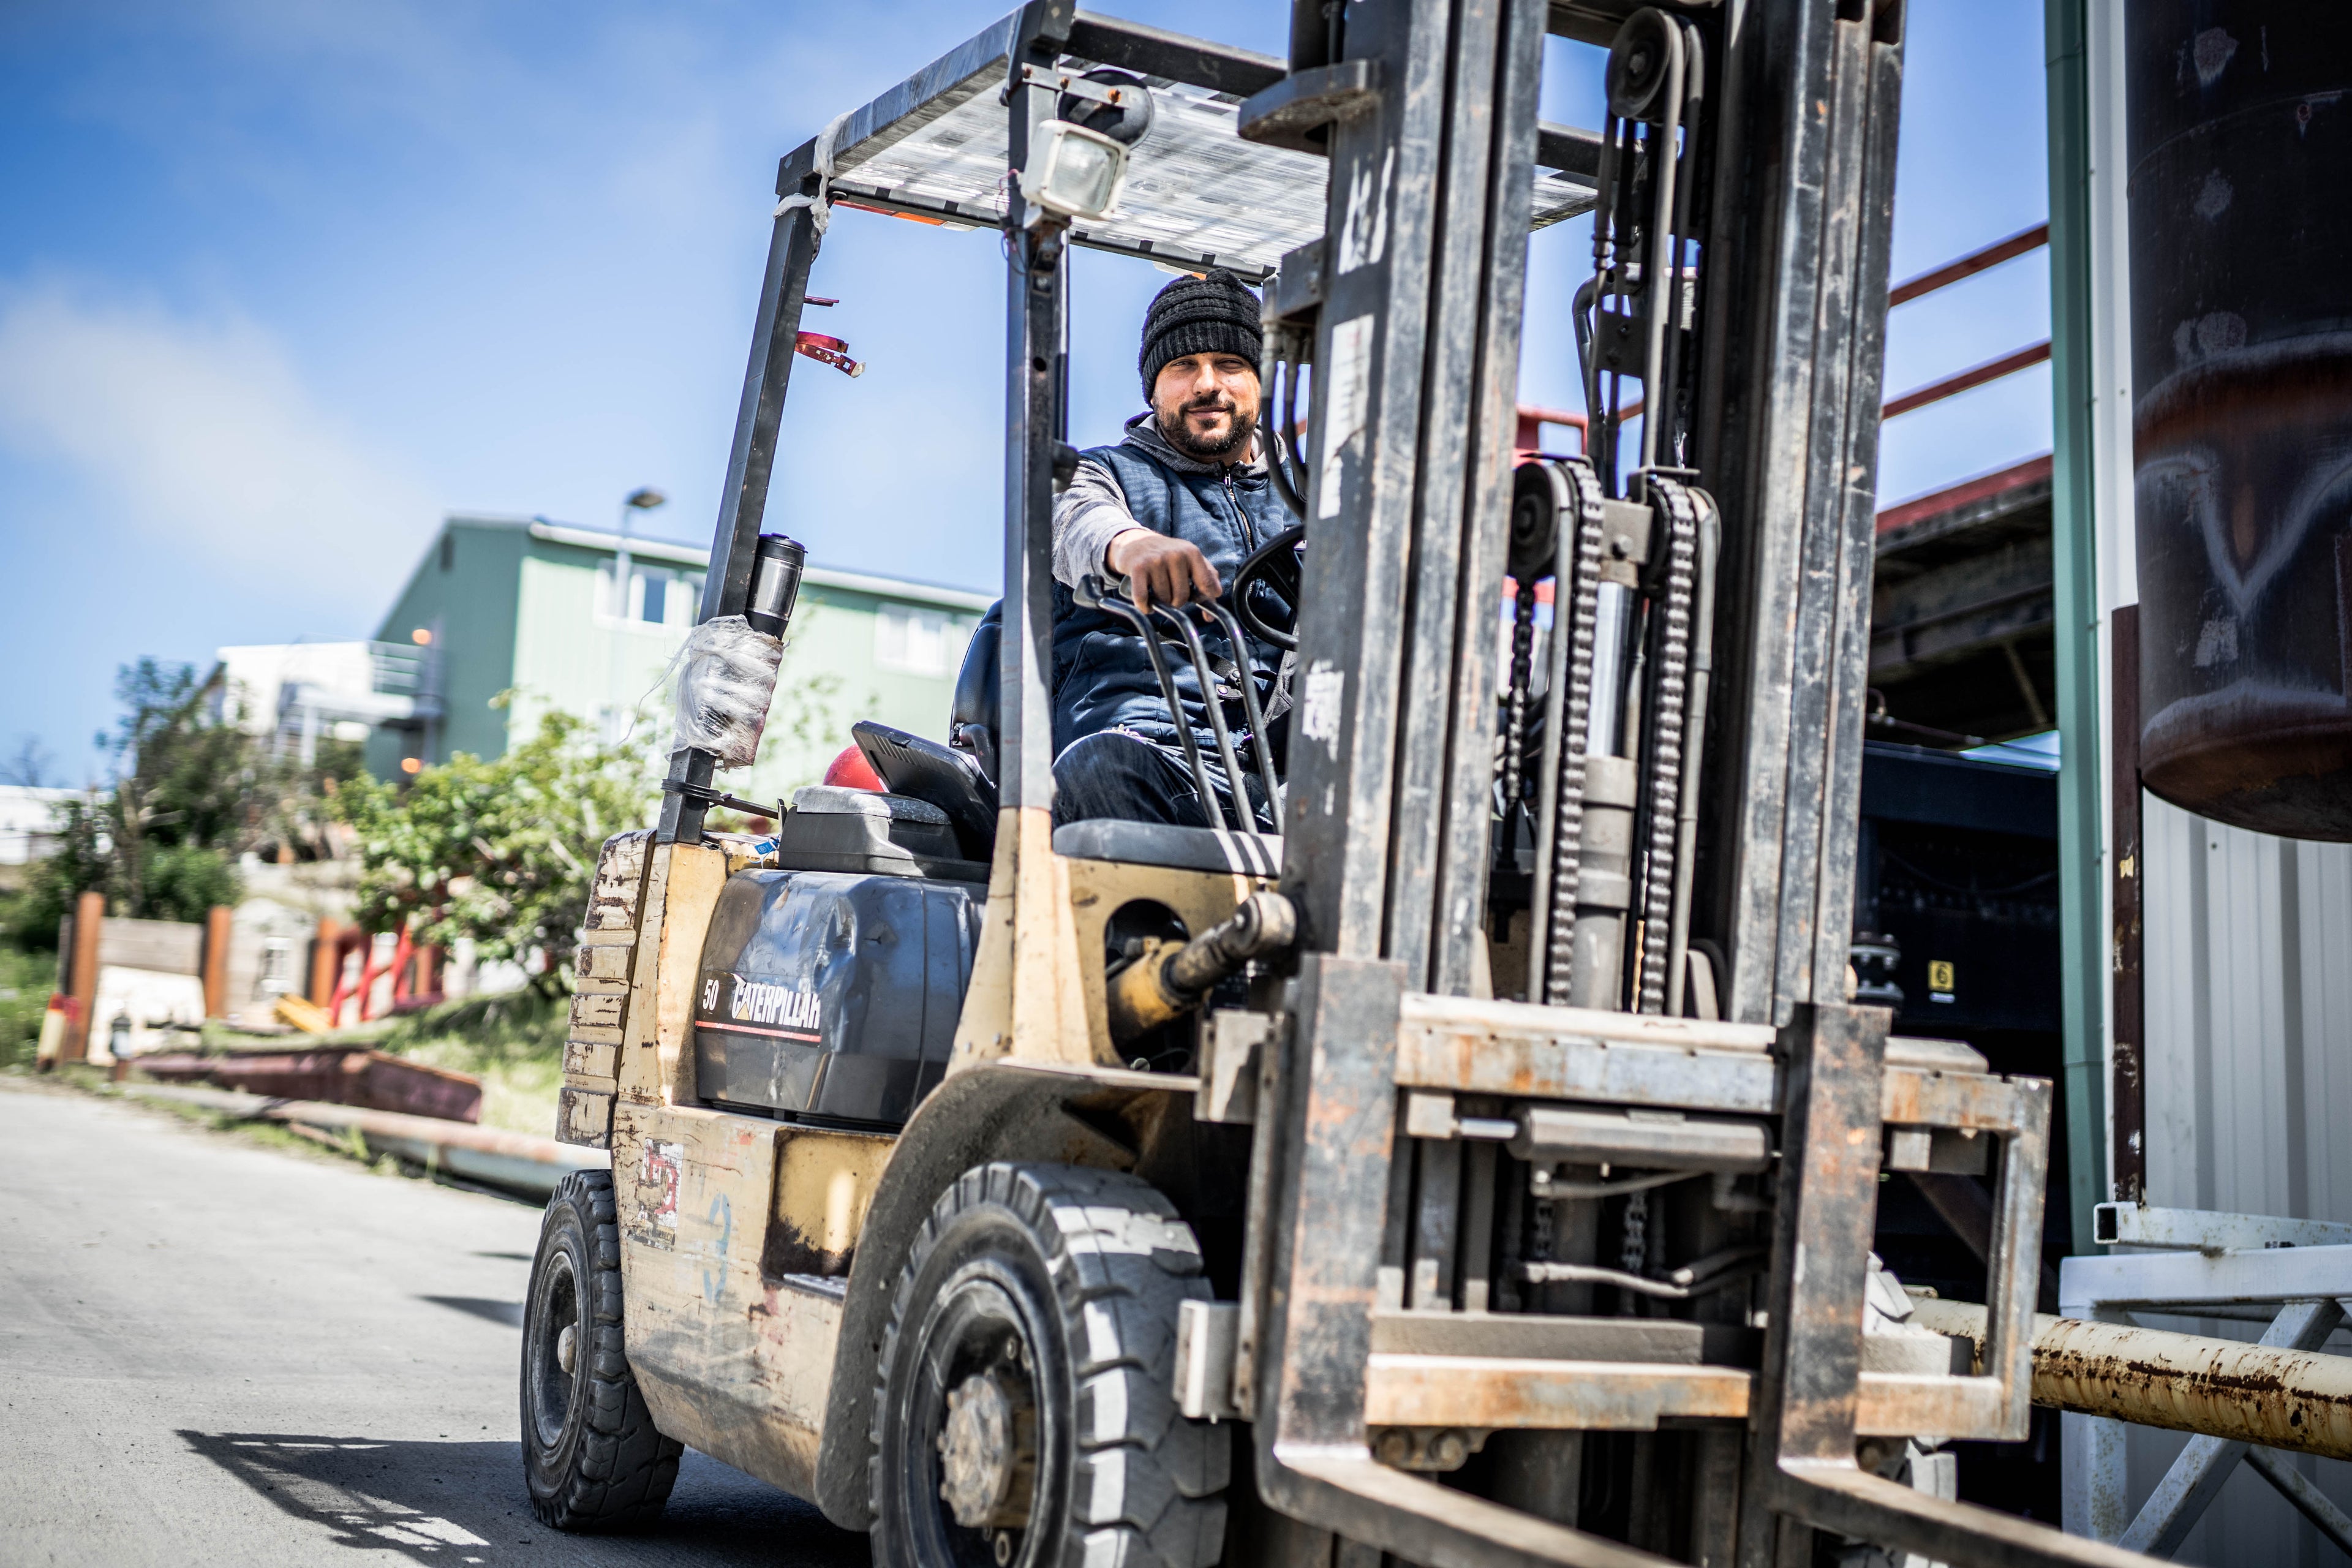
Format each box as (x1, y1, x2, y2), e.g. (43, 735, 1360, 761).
(521, 1169, 682, 1529)
(870, 1162, 1232, 1568)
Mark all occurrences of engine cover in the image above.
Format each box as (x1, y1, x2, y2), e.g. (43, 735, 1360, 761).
(692, 869, 984, 1128)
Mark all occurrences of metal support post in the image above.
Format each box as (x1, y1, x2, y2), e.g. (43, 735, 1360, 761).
(1390, 0, 1546, 995)
(2043, 0, 2111, 1257)
(2064, 1401, 2132, 1546)
(1275, 0, 1452, 961)
(657, 186, 823, 844)
(998, 27, 1069, 818)
(2244, 1447, 2352, 1558)
(1739, 1002, 1885, 1568)
(1686, 0, 1904, 1028)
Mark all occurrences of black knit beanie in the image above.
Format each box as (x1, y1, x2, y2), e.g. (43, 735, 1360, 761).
(1137, 268, 1263, 399)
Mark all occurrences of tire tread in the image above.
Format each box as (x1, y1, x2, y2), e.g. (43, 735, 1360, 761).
(524, 1169, 682, 1531)
(872, 1162, 1230, 1568)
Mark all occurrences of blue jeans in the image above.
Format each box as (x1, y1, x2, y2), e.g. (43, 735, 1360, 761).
(1051, 731, 1277, 832)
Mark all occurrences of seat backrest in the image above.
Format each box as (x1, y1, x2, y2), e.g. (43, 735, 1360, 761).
(853, 720, 998, 862)
(950, 601, 1003, 783)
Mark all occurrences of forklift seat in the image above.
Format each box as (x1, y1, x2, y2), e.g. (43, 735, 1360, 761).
(843, 605, 1005, 864)
(949, 601, 1001, 785)
(1051, 818, 1282, 876)
(851, 722, 996, 862)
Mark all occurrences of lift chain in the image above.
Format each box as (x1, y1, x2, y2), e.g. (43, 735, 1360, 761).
(1540, 458, 1610, 1005)
(1633, 475, 1699, 1014)
(1500, 575, 1540, 808)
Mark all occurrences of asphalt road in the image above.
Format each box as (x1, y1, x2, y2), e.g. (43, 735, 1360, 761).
(0, 1081, 870, 1567)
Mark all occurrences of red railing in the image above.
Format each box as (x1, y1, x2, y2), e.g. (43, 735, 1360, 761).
(1880, 224, 2051, 420)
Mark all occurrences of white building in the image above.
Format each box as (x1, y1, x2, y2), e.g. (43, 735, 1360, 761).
(0, 785, 80, 865)
(211, 641, 440, 766)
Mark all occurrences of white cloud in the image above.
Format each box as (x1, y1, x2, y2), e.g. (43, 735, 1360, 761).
(0, 282, 437, 605)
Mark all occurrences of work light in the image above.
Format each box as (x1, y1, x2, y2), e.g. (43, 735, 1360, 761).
(1019, 119, 1128, 222)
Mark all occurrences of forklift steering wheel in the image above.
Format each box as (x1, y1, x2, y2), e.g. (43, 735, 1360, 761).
(1231, 523, 1305, 652)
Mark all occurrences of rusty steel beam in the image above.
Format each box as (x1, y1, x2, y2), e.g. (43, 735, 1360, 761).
(1912, 1298, 2352, 1461)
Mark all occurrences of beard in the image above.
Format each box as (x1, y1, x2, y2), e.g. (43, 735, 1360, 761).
(1156, 393, 1253, 460)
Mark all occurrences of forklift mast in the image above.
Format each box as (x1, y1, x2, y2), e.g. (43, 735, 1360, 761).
(629, 3, 2144, 1564)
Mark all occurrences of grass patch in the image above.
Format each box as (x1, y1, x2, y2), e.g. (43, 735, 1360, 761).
(375, 989, 568, 1138)
(0, 948, 59, 1072)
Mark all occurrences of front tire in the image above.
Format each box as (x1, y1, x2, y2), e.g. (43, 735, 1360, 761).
(521, 1169, 682, 1529)
(870, 1162, 1232, 1568)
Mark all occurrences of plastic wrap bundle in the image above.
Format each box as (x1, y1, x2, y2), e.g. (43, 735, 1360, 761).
(672, 616, 785, 769)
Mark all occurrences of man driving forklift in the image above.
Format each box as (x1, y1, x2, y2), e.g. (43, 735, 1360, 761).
(1047, 266, 1295, 832)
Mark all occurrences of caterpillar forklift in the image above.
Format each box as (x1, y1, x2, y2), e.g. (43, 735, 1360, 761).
(519, 3, 2154, 1564)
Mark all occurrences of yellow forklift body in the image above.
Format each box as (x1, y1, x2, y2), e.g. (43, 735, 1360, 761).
(561, 812, 1259, 1503)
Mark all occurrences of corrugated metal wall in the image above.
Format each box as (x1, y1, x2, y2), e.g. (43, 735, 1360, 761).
(2143, 800, 2352, 1225)
(2084, 2, 2352, 1559)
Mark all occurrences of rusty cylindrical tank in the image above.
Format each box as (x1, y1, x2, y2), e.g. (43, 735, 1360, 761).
(2127, 4, 2352, 839)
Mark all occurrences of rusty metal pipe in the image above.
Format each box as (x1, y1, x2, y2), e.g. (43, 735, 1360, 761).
(1105, 892, 1296, 1044)
(1912, 1298, 2352, 1460)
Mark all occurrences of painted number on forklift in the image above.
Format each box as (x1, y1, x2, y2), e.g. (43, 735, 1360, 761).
(701, 1194, 732, 1304)
(1336, 147, 1393, 274)
(1318, 314, 1374, 519)
(640, 1140, 682, 1238)
(1302, 662, 1345, 752)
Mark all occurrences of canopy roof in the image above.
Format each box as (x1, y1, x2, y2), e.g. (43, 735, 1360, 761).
(795, 8, 1600, 278)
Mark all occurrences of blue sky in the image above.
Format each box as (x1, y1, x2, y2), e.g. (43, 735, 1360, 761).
(0, 0, 2051, 783)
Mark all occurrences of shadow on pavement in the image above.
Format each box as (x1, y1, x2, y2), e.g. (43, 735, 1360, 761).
(179, 1431, 870, 1565)
(420, 1295, 526, 1327)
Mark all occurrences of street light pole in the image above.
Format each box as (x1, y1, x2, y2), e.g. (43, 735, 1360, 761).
(617, 486, 666, 620)
(610, 486, 668, 739)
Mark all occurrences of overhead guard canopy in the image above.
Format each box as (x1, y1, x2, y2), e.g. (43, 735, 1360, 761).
(780, 7, 1601, 278)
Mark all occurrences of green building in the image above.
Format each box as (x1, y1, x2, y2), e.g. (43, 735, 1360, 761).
(366, 514, 993, 799)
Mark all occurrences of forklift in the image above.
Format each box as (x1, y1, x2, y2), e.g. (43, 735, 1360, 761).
(519, 3, 2153, 1563)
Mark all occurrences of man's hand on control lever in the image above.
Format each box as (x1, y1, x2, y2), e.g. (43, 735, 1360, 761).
(1107, 530, 1221, 614)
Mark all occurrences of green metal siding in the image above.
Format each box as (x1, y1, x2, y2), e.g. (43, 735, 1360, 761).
(366, 516, 981, 799)
(760, 584, 981, 789)
(368, 519, 526, 771)
(508, 540, 686, 750)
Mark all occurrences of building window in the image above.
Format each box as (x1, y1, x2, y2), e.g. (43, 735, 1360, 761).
(600, 564, 703, 627)
(875, 606, 973, 676)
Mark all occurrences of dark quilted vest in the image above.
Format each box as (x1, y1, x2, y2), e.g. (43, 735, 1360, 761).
(1049, 430, 1294, 760)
